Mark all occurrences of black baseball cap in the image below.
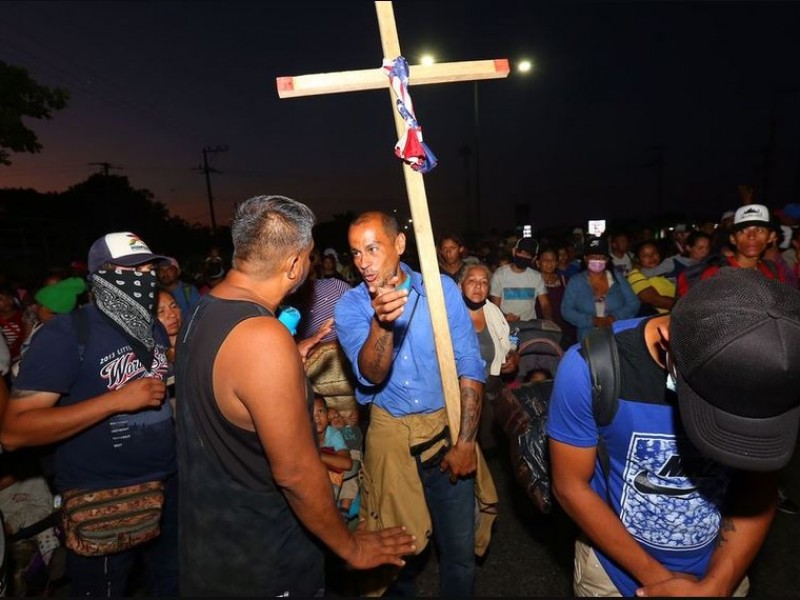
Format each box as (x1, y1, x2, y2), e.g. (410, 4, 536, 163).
(584, 235, 609, 257)
(671, 269, 800, 471)
(514, 237, 539, 256)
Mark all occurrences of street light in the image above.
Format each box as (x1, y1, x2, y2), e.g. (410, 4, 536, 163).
(414, 54, 533, 232)
(474, 58, 533, 231)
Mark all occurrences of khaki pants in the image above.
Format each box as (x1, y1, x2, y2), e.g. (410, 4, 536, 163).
(573, 537, 750, 597)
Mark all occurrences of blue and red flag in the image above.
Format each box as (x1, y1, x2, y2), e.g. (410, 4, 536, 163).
(382, 56, 438, 174)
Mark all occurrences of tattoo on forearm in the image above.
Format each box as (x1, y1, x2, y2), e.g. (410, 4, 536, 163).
(458, 386, 481, 443)
(9, 390, 37, 400)
(370, 329, 393, 371)
(716, 517, 735, 548)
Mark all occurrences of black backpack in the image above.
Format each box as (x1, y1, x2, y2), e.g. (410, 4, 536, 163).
(494, 327, 620, 513)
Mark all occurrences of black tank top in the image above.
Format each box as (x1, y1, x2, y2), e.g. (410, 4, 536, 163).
(175, 295, 324, 596)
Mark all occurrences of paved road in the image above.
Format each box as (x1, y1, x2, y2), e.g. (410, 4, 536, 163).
(406, 431, 800, 597)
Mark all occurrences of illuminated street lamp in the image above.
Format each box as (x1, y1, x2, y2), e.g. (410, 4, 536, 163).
(413, 53, 534, 231)
(474, 58, 533, 230)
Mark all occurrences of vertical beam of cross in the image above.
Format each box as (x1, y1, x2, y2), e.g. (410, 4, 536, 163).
(276, 1, 509, 442)
(373, 3, 463, 440)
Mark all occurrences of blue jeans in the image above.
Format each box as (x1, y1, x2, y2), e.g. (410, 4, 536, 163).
(387, 455, 476, 597)
(65, 475, 179, 597)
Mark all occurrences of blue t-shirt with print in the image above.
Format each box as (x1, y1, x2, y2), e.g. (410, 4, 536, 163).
(546, 318, 732, 596)
(13, 304, 176, 491)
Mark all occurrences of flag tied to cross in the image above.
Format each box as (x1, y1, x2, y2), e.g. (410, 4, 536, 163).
(382, 56, 438, 173)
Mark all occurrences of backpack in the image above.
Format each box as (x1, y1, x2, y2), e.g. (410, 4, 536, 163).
(494, 327, 620, 513)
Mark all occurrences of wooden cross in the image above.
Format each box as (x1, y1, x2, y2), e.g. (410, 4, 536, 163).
(276, 1, 509, 443)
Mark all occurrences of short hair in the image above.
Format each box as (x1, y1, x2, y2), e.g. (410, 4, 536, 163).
(634, 240, 660, 259)
(438, 233, 463, 248)
(351, 211, 399, 239)
(685, 231, 711, 248)
(231, 195, 316, 275)
(459, 262, 492, 284)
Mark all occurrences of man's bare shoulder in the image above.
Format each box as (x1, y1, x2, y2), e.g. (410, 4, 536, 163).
(218, 316, 298, 367)
(213, 315, 306, 430)
(218, 316, 305, 390)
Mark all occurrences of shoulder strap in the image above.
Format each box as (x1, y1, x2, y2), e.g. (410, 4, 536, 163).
(580, 327, 620, 427)
(760, 258, 779, 279)
(682, 254, 723, 290)
(183, 283, 193, 304)
(580, 326, 621, 504)
(70, 308, 91, 363)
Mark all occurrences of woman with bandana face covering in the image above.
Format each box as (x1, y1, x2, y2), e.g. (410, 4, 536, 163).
(562, 235, 640, 342)
(460, 264, 519, 450)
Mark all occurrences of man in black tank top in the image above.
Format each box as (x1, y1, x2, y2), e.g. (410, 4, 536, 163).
(175, 195, 415, 597)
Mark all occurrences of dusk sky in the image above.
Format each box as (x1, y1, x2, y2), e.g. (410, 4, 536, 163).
(2, 1, 799, 236)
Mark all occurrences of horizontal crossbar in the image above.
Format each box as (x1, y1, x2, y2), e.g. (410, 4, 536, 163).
(277, 58, 510, 99)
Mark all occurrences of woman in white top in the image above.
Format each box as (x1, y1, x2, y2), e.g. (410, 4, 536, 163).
(460, 264, 519, 450)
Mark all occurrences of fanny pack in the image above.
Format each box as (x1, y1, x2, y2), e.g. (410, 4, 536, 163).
(409, 425, 451, 469)
(61, 480, 165, 556)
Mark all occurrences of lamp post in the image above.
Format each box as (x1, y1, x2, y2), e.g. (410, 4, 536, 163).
(419, 54, 533, 233)
(474, 80, 481, 232)
(761, 87, 799, 205)
(474, 59, 533, 232)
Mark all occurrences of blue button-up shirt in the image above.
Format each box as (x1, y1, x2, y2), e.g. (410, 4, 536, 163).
(334, 262, 485, 417)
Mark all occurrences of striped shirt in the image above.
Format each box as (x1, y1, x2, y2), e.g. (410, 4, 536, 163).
(296, 278, 351, 342)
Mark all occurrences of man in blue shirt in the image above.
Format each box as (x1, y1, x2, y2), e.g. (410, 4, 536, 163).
(334, 211, 485, 597)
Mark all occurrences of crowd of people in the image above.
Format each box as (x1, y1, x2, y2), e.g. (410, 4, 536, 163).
(0, 192, 798, 596)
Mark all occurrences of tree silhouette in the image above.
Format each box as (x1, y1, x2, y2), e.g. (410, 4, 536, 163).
(0, 61, 69, 166)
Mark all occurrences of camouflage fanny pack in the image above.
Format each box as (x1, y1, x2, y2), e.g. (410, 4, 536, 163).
(61, 480, 165, 556)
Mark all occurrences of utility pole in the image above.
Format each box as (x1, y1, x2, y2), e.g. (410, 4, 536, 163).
(654, 145, 664, 218)
(642, 145, 665, 218)
(761, 96, 778, 206)
(473, 81, 481, 232)
(459, 144, 472, 231)
(195, 145, 228, 233)
(88, 162, 123, 176)
(762, 87, 799, 205)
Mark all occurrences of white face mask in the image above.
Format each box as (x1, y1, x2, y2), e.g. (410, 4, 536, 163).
(587, 259, 606, 273)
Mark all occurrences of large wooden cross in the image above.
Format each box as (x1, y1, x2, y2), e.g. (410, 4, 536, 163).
(276, 1, 509, 443)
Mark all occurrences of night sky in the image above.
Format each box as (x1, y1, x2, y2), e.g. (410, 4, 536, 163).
(2, 1, 799, 237)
